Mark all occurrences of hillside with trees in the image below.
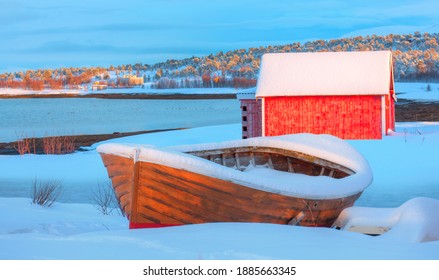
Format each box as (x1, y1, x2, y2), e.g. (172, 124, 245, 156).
(1, 32, 439, 91)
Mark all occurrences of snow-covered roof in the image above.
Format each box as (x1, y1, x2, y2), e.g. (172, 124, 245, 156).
(97, 133, 372, 199)
(256, 51, 393, 98)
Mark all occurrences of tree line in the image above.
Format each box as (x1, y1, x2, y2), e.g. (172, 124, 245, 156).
(1, 32, 439, 90)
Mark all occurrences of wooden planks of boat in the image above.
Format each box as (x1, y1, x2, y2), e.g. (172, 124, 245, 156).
(98, 134, 372, 229)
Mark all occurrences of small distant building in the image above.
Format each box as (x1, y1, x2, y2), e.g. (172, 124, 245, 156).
(91, 84, 108, 91)
(242, 50, 395, 140)
(237, 88, 262, 139)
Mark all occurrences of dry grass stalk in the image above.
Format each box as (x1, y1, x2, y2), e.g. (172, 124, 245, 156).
(31, 178, 63, 207)
(92, 180, 125, 216)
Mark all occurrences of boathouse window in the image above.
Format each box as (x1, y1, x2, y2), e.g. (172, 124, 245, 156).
(242, 106, 247, 111)
(243, 126, 247, 131)
(242, 116, 247, 121)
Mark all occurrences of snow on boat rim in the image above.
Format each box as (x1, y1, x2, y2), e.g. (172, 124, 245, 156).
(97, 134, 373, 199)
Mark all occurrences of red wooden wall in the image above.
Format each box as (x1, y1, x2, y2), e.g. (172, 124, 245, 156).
(241, 99, 262, 138)
(263, 95, 383, 139)
(385, 93, 395, 133)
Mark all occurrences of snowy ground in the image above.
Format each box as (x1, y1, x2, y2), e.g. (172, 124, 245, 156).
(396, 82, 439, 101)
(0, 123, 439, 260)
(1, 83, 439, 262)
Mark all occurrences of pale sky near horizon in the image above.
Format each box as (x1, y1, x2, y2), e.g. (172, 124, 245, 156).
(1, 0, 438, 72)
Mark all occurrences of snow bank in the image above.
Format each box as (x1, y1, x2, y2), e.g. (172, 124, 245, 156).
(349, 124, 439, 207)
(334, 197, 439, 243)
(1, 197, 438, 260)
(0, 198, 127, 236)
(97, 134, 372, 199)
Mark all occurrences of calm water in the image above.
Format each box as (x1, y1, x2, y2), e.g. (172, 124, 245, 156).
(0, 98, 241, 142)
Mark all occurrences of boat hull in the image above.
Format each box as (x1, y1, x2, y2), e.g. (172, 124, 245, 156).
(100, 153, 362, 229)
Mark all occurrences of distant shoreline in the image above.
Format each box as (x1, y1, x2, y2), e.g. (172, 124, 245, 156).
(0, 93, 237, 100)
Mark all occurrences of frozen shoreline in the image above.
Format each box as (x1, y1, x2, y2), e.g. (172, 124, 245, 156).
(0, 93, 237, 100)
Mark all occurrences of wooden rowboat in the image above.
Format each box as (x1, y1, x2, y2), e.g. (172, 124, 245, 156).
(97, 134, 372, 229)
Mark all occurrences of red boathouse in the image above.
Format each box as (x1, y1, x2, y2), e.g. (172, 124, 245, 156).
(252, 50, 395, 140)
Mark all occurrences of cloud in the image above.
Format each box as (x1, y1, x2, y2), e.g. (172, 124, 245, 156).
(0, 2, 40, 25)
(0, 0, 437, 71)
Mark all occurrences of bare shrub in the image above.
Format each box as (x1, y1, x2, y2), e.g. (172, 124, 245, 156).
(63, 136, 76, 153)
(14, 138, 32, 155)
(13, 132, 76, 155)
(43, 135, 76, 154)
(14, 133, 36, 155)
(31, 179, 63, 207)
(43, 136, 58, 154)
(92, 180, 125, 216)
(426, 84, 432, 92)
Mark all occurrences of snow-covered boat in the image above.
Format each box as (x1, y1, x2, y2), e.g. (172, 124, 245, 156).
(97, 134, 372, 229)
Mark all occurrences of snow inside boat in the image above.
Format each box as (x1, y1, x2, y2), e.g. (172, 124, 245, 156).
(97, 134, 373, 229)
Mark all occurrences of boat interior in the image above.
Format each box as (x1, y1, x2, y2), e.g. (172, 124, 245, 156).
(186, 146, 354, 179)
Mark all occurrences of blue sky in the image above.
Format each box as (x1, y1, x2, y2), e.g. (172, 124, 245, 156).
(1, 0, 438, 72)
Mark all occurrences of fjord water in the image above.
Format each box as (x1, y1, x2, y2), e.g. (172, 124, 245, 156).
(0, 98, 241, 142)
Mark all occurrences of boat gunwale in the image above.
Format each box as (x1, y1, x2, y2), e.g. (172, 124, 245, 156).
(185, 146, 355, 176)
(97, 144, 355, 176)
(98, 136, 373, 200)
